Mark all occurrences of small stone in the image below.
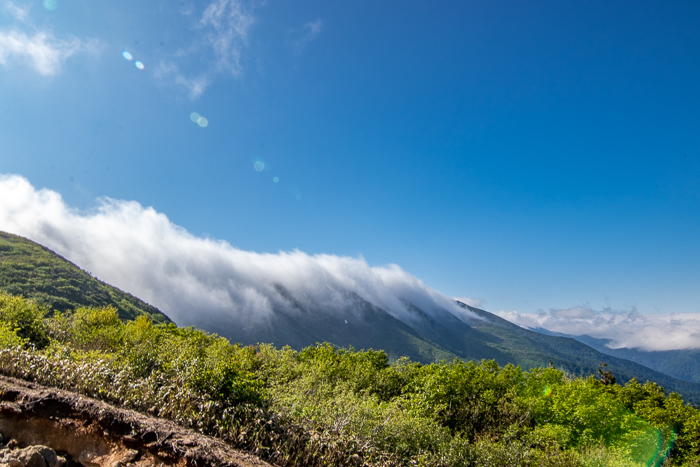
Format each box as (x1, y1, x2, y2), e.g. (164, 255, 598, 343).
(111, 462, 122, 467)
(55, 457, 65, 467)
(120, 451, 138, 464)
(8, 459, 23, 467)
(5, 441, 17, 450)
(77, 450, 94, 466)
(36, 447, 57, 467)
(16, 447, 47, 467)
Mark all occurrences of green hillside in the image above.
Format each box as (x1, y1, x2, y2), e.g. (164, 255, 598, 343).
(2, 295, 700, 466)
(4, 229, 700, 405)
(0, 231, 170, 323)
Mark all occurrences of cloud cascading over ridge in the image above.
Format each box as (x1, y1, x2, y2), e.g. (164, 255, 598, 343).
(494, 306, 700, 352)
(0, 174, 469, 330)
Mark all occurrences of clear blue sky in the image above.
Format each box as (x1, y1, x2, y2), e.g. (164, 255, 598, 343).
(1, 0, 699, 315)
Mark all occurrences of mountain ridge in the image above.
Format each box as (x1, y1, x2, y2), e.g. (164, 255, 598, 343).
(0, 231, 170, 323)
(3, 229, 700, 404)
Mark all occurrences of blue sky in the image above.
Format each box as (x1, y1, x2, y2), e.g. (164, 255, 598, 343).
(1, 0, 699, 317)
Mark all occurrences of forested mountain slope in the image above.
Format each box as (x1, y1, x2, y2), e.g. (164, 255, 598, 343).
(536, 331, 700, 385)
(0, 232, 170, 323)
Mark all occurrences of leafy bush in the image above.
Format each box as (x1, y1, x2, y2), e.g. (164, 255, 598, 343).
(0, 292, 49, 348)
(1, 292, 699, 467)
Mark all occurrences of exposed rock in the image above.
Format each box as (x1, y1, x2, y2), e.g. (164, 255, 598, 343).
(0, 444, 58, 467)
(15, 446, 48, 467)
(0, 376, 273, 467)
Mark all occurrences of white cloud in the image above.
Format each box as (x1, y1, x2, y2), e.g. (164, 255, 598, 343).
(495, 306, 700, 352)
(199, 0, 255, 75)
(0, 29, 86, 76)
(294, 19, 322, 54)
(0, 174, 473, 332)
(0, 2, 100, 78)
(2, 1, 30, 22)
(155, 62, 210, 99)
(161, 0, 258, 99)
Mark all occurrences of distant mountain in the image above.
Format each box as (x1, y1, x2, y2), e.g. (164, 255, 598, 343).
(460, 305, 700, 404)
(594, 347, 700, 385)
(0, 232, 170, 323)
(531, 330, 700, 385)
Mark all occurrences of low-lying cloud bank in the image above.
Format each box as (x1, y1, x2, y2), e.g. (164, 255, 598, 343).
(0, 174, 471, 329)
(495, 307, 700, 352)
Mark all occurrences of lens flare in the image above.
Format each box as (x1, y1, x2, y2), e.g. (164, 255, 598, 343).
(122, 51, 133, 61)
(251, 156, 270, 172)
(43, 0, 57, 10)
(197, 117, 208, 127)
(626, 425, 675, 467)
(190, 112, 201, 123)
(273, 176, 279, 183)
(134, 61, 145, 70)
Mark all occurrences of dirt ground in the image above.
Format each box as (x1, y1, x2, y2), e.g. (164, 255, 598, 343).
(0, 376, 274, 467)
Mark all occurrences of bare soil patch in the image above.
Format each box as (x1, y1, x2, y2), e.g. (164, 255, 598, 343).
(0, 376, 273, 467)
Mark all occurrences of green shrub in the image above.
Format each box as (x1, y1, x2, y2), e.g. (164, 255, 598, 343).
(0, 292, 49, 348)
(0, 293, 698, 467)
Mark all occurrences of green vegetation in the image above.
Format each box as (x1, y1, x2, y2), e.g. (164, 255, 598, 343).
(5, 230, 700, 407)
(1, 293, 699, 466)
(462, 305, 700, 405)
(0, 232, 169, 323)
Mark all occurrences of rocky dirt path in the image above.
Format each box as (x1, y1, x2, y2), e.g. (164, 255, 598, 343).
(0, 376, 274, 467)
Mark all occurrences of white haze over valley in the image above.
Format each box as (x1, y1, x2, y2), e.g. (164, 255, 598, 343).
(0, 174, 475, 330)
(495, 307, 700, 352)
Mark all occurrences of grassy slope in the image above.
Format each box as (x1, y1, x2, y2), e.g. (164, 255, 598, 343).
(0, 231, 170, 323)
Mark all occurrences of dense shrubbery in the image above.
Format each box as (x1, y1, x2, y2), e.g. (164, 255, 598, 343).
(1, 292, 699, 466)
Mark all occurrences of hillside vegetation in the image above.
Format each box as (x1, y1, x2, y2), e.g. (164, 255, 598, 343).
(0, 232, 169, 323)
(1, 292, 699, 467)
(5, 230, 700, 406)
